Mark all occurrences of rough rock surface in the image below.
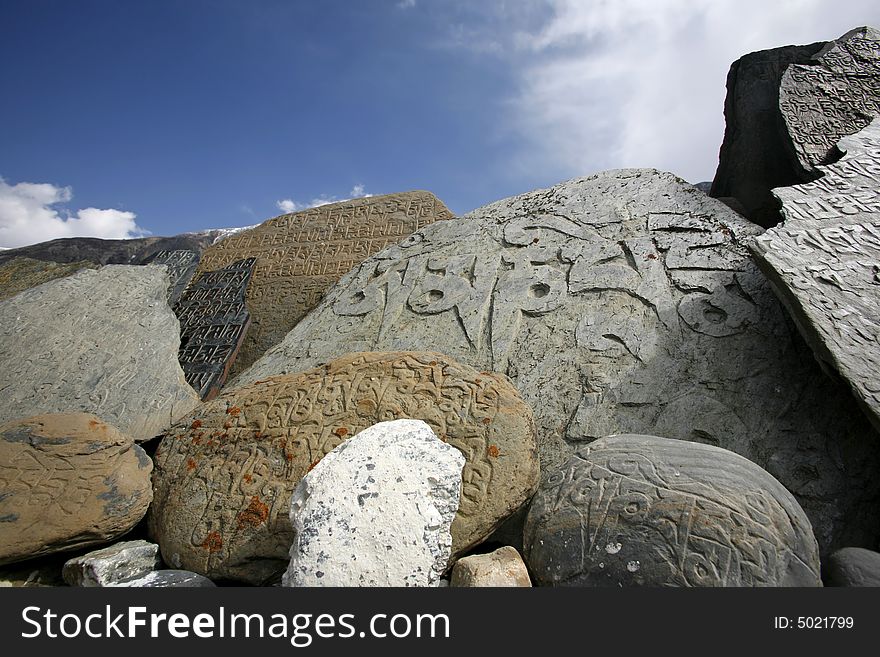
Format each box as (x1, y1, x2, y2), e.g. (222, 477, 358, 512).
(113, 570, 216, 588)
(0, 232, 227, 268)
(712, 27, 880, 226)
(283, 419, 464, 587)
(197, 192, 454, 375)
(0, 414, 153, 565)
(0, 265, 200, 441)
(233, 169, 880, 555)
(62, 540, 162, 587)
(752, 118, 880, 432)
(823, 547, 880, 586)
(173, 257, 256, 400)
(149, 351, 537, 584)
(524, 434, 822, 587)
(450, 546, 532, 587)
(0, 257, 98, 301)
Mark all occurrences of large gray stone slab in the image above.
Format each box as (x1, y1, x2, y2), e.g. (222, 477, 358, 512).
(62, 540, 162, 587)
(711, 26, 880, 226)
(524, 434, 822, 587)
(233, 169, 880, 556)
(0, 265, 199, 441)
(752, 118, 880, 432)
(282, 419, 464, 587)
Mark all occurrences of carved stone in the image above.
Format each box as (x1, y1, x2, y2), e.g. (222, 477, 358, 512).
(712, 26, 880, 226)
(0, 265, 200, 441)
(752, 118, 880, 432)
(523, 434, 822, 587)
(149, 351, 538, 584)
(197, 191, 454, 375)
(145, 250, 199, 306)
(174, 258, 256, 400)
(233, 169, 880, 555)
(283, 419, 464, 587)
(0, 257, 97, 302)
(0, 413, 153, 566)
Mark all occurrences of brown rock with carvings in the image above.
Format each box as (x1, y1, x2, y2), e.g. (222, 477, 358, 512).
(0, 413, 153, 566)
(0, 257, 97, 301)
(195, 192, 454, 376)
(149, 351, 538, 584)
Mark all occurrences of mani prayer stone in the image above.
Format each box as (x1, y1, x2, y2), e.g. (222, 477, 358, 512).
(523, 434, 822, 587)
(0, 413, 153, 566)
(0, 265, 199, 442)
(234, 168, 880, 556)
(145, 250, 200, 306)
(0, 257, 98, 302)
(149, 351, 538, 584)
(196, 191, 454, 377)
(283, 419, 465, 587)
(712, 26, 880, 226)
(173, 257, 256, 400)
(751, 118, 880, 432)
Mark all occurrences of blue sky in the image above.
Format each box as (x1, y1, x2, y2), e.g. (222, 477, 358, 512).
(2, 0, 879, 247)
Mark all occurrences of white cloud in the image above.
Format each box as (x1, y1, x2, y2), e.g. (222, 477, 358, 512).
(0, 177, 147, 249)
(447, 0, 880, 184)
(397, 0, 416, 9)
(276, 183, 373, 215)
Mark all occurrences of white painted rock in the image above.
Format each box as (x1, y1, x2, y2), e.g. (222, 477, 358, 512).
(282, 419, 465, 587)
(450, 546, 532, 587)
(62, 540, 162, 587)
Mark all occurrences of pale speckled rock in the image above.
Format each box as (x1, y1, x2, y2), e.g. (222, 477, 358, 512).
(113, 570, 215, 588)
(0, 265, 200, 441)
(0, 413, 153, 566)
(524, 434, 822, 587)
(149, 351, 537, 584)
(232, 169, 880, 556)
(752, 118, 880, 433)
(283, 419, 464, 587)
(824, 547, 880, 586)
(62, 540, 162, 587)
(450, 546, 531, 587)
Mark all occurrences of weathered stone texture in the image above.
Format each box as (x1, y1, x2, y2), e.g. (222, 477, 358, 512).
(113, 570, 215, 587)
(233, 169, 880, 555)
(0, 257, 98, 301)
(197, 191, 454, 375)
(283, 419, 464, 587)
(0, 414, 153, 565)
(62, 540, 162, 587)
(824, 547, 880, 586)
(174, 257, 255, 400)
(450, 546, 532, 587)
(145, 250, 200, 306)
(524, 434, 822, 587)
(711, 27, 880, 226)
(0, 265, 199, 441)
(752, 118, 880, 432)
(149, 351, 538, 584)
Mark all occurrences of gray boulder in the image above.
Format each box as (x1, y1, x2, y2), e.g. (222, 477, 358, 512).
(523, 434, 822, 587)
(0, 265, 199, 441)
(282, 419, 464, 587)
(232, 169, 880, 555)
(824, 547, 880, 586)
(711, 26, 880, 226)
(752, 118, 880, 432)
(62, 540, 162, 587)
(113, 570, 215, 587)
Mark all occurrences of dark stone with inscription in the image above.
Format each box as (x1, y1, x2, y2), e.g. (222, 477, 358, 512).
(234, 169, 880, 556)
(0, 413, 153, 566)
(711, 26, 880, 226)
(752, 118, 880, 432)
(0, 257, 98, 301)
(824, 547, 880, 586)
(145, 250, 200, 306)
(523, 434, 822, 587)
(173, 257, 256, 400)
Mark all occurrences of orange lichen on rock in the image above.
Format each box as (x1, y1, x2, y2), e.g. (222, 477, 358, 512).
(306, 458, 321, 473)
(482, 417, 491, 425)
(333, 427, 349, 437)
(226, 406, 241, 417)
(191, 419, 203, 429)
(201, 531, 223, 553)
(186, 458, 197, 471)
(236, 496, 270, 529)
(488, 445, 500, 458)
(243, 473, 253, 484)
